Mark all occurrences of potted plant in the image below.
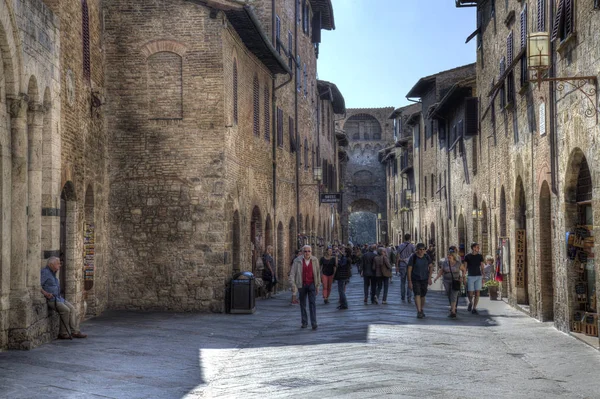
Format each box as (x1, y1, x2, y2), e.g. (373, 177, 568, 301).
(484, 279, 500, 300)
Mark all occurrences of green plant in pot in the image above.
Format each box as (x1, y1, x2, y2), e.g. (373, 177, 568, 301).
(484, 279, 500, 300)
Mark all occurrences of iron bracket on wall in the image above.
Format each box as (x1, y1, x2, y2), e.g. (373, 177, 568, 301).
(530, 73, 598, 124)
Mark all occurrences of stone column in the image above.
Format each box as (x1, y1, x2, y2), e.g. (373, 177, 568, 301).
(27, 102, 43, 291)
(8, 95, 31, 328)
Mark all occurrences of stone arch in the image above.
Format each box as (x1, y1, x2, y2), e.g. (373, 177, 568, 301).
(539, 181, 554, 321)
(343, 113, 382, 141)
(349, 199, 379, 214)
(147, 50, 183, 119)
(514, 176, 528, 305)
(563, 148, 594, 324)
(374, 143, 382, 152)
(0, 0, 20, 98)
(352, 170, 374, 185)
(140, 39, 187, 59)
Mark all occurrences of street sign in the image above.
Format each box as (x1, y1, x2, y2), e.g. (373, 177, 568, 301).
(320, 193, 341, 203)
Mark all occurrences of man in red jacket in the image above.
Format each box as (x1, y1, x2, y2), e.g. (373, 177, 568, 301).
(290, 245, 321, 330)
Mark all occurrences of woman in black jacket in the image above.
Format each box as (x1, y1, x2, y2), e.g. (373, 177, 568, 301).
(334, 248, 351, 310)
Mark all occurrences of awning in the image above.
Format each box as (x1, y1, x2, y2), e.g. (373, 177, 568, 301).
(309, 0, 335, 30)
(318, 80, 346, 114)
(465, 27, 480, 43)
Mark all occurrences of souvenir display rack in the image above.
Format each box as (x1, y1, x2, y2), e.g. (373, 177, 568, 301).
(568, 224, 596, 337)
(84, 223, 95, 291)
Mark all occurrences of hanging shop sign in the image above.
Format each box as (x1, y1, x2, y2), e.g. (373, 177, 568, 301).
(320, 193, 341, 204)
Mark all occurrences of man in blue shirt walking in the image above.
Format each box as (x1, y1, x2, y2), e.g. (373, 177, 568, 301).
(40, 257, 87, 339)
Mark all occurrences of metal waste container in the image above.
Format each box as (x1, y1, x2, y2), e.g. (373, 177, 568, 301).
(230, 271, 256, 314)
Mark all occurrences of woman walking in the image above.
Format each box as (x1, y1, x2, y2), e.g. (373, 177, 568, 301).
(434, 248, 465, 318)
(373, 247, 392, 304)
(320, 247, 337, 304)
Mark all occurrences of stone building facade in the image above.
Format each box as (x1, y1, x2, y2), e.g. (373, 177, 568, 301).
(382, 0, 600, 347)
(339, 107, 394, 245)
(0, 0, 344, 350)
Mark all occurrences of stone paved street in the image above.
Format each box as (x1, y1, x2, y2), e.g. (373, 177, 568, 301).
(1, 271, 600, 399)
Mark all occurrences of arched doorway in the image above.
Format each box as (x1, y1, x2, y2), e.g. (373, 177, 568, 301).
(564, 150, 595, 334)
(539, 181, 554, 321)
(458, 214, 466, 258)
(515, 177, 529, 305)
(481, 201, 489, 256)
(277, 222, 284, 287)
(60, 182, 77, 300)
(265, 214, 273, 249)
(232, 211, 240, 273)
(251, 206, 262, 273)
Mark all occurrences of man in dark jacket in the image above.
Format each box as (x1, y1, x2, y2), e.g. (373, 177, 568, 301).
(334, 247, 351, 309)
(361, 244, 378, 304)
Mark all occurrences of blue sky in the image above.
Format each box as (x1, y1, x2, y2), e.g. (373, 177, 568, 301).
(317, 0, 476, 109)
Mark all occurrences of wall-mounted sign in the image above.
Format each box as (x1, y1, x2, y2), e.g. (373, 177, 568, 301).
(320, 193, 341, 204)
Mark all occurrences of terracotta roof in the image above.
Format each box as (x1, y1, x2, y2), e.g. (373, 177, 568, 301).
(223, 6, 291, 75)
(309, 0, 335, 30)
(406, 63, 476, 98)
(318, 80, 346, 114)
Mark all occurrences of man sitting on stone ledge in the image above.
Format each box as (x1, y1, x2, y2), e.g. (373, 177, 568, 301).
(40, 257, 87, 339)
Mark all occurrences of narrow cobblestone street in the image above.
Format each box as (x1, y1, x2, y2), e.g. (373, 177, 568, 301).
(1, 270, 599, 398)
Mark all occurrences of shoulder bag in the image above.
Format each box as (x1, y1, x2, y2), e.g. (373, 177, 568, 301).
(449, 261, 461, 291)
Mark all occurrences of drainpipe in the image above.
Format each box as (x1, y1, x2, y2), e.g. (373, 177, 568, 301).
(549, 2, 558, 195)
(294, 0, 300, 239)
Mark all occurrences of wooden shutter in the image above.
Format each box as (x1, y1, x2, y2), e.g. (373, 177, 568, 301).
(264, 87, 270, 141)
(551, 0, 564, 41)
(520, 5, 527, 49)
(233, 61, 238, 124)
(464, 97, 479, 137)
(312, 12, 321, 43)
(507, 31, 514, 63)
(277, 108, 283, 147)
(537, 0, 545, 31)
(253, 76, 260, 136)
(564, 0, 573, 38)
(461, 139, 470, 184)
(82, 0, 90, 83)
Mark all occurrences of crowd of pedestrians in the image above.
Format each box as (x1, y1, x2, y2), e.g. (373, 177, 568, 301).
(282, 234, 496, 329)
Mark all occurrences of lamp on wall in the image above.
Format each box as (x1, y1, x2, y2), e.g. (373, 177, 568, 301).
(472, 208, 479, 219)
(313, 166, 322, 183)
(527, 32, 598, 123)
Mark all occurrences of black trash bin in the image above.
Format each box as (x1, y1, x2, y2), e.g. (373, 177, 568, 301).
(230, 271, 256, 314)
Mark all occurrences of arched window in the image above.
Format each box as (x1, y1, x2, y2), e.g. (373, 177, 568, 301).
(264, 86, 270, 141)
(82, 0, 90, 83)
(233, 60, 238, 124)
(253, 75, 259, 136)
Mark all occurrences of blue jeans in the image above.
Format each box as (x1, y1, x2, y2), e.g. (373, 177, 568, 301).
(399, 267, 412, 300)
(337, 279, 348, 307)
(299, 283, 317, 327)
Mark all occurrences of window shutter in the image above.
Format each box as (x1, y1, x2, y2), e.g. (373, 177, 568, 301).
(264, 87, 270, 141)
(277, 108, 283, 147)
(438, 119, 446, 141)
(253, 76, 260, 136)
(507, 31, 514, 63)
(551, 0, 564, 41)
(564, 0, 573, 37)
(82, 0, 90, 83)
(520, 5, 527, 50)
(312, 12, 321, 43)
(500, 57, 506, 76)
(464, 97, 479, 137)
(537, 0, 545, 31)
